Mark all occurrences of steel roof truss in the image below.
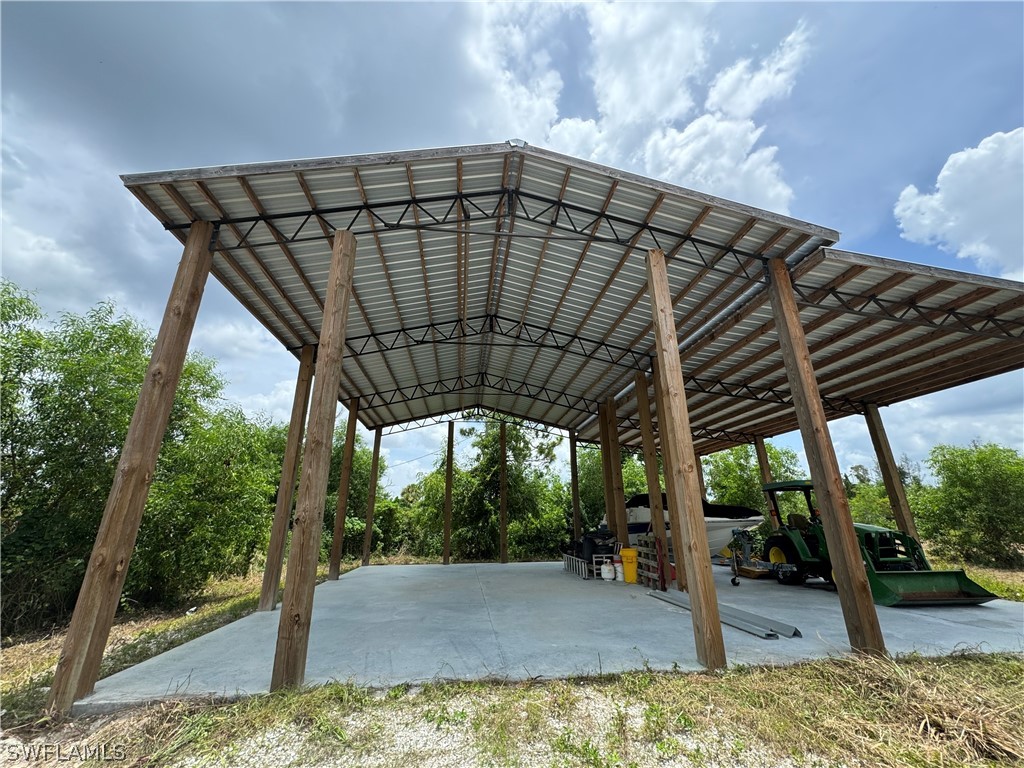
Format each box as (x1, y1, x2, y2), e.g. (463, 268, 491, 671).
(792, 282, 1024, 340)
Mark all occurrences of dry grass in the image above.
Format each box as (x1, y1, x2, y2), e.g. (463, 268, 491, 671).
(3, 562, 1022, 766)
(686, 652, 1024, 767)
(1, 572, 267, 733)
(6, 653, 1018, 768)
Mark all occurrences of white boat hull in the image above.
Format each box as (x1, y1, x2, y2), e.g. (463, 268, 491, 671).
(615, 505, 762, 556)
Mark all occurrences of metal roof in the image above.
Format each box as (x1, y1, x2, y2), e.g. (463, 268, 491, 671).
(122, 141, 1024, 452)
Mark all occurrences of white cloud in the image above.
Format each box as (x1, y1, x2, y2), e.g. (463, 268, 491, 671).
(461, 3, 565, 141)
(825, 372, 1024, 481)
(894, 128, 1024, 280)
(642, 116, 794, 213)
(544, 3, 715, 164)
(234, 378, 298, 425)
(546, 117, 603, 162)
(635, 19, 810, 213)
(1, 214, 104, 304)
(541, 10, 811, 215)
(192, 318, 282, 365)
(460, 3, 810, 215)
(0, 102, 188, 326)
(585, 3, 712, 130)
(705, 21, 810, 120)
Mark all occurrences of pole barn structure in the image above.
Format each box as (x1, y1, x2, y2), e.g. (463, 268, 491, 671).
(49, 141, 1024, 712)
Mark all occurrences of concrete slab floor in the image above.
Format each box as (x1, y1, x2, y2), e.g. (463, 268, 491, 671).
(75, 562, 1024, 715)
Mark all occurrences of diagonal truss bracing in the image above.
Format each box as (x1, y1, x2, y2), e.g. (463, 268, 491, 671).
(338, 314, 654, 372)
(359, 372, 604, 417)
(172, 188, 772, 275)
(791, 281, 1024, 340)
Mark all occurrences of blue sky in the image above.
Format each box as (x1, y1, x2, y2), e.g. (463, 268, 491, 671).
(3, 2, 1022, 493)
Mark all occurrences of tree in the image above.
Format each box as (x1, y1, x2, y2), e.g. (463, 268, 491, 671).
(917, 443, 1024, 567)
(703, 443, 801, 515)
(321, 421, 386, 560)
(128, 408, 279, 605)
(575, 445, 648, 533)
(438, 420, 565, 560)
(846, 456, 928, 529)
(0, 284, 281, 631)
(0, 281, 45, 517)
(575, 445, 607, 532)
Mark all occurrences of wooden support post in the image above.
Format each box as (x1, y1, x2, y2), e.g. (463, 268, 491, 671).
(328, 397, 360, 579)
(569, 430, 582, 540)
(499, 421, 509, 563)
(864, 404, 920, 540)
(361, 427, 382, 567)
(767, 256, 886, 655)
(259, 345, 315, 609)
(270, 230, 357, 691)
(597, 402, 618, 540)
(647, 248, 725, 670)
(48, 221, 215, 712)
(635, 373, 669, 558)
(652, 357, 687, 591)
(443, 421, 454, 564)
(605, 396, 629, 545)
(695, 456, 707, 500)
(754, 437, 778, 529)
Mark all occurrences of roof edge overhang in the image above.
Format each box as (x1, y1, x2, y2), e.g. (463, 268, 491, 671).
(821, 248, 1024, 291)
(121, 139, 841, 245)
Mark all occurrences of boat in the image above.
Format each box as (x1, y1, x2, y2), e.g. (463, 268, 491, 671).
(611, 493, 764, 555)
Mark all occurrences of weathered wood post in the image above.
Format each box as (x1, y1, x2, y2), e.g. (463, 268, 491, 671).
(635, 373, 669, 557)
(443, 420, 454, 564)
(270, 230, 357, 690)
(49, 221, 215, 712)
(605, 396, 629, 545)
(864, 404, 920, 540)
(569, 429, 582, 541)
(652, 357, 687, 591)
(328, 397, 360, 579)
(754, 437, 778, 529)
(259, 345, 315, 610)
(499, 421, 509, 563)
(767, 256, 886, 655)
(597, 402, 618, 540)
(647, 248, 725, 669)
(361, 427, 382, 567)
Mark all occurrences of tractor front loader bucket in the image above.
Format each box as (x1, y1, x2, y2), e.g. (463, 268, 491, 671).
(865, 568, 997, 607)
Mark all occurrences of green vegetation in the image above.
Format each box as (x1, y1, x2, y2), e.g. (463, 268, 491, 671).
(702, 442, 801, 515)
(844, 445, 1024, 568)
(3, 280, 1023, 765)
(1, 281, 280, 631)
(3, 280, 1020, 632)
(918, 443, 1024, 567)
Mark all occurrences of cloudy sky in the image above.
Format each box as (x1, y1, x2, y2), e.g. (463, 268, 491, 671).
(3, 1, 1022, 493)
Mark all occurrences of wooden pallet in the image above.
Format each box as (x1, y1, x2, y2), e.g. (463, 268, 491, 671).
(635, 535, 664, 590)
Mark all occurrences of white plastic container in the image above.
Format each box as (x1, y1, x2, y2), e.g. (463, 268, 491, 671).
(614, 564, 625, 582)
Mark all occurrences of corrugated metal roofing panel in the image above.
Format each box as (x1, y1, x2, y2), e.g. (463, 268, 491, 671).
(122, 143, 1021, 443)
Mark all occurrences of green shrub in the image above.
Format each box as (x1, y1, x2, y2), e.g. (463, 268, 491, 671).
(917, 443, 1024, 567)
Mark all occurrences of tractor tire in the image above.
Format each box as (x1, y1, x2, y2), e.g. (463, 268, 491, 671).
(763, 536, 806, 585)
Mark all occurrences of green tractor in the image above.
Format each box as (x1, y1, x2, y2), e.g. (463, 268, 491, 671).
(760, 480, 996, 607)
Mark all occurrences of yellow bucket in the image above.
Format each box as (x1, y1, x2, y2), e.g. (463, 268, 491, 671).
(620, 548, 638, 584)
